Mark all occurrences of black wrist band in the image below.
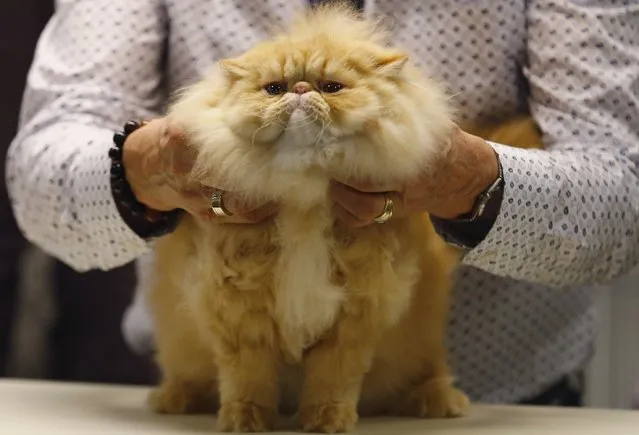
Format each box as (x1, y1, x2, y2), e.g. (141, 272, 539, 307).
(109, 120, 182, 240)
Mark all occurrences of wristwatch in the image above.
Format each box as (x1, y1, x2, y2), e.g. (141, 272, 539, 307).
(430, 148, 504, 249)
(452, 147, 504, 223)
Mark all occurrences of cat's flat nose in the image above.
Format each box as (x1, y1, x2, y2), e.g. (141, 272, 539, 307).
(292, 82, 311, 94)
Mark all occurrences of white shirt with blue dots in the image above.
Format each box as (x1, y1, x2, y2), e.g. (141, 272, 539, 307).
(7, 0, 639, 403)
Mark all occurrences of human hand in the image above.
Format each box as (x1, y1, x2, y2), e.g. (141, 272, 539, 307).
(122, 117, 276, 223)
(330, 125, 499, 227)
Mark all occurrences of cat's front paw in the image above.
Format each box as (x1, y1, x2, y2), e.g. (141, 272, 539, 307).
(216, 402, 277, 432)
(399, 383, 469, 419)
(299, 403, 358, 433)
(148, 380, 218, 415)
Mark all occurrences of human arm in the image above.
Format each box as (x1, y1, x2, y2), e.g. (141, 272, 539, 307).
(457, 0, 639, 287)
(332, 0, 639, 288)
(5, 0, 168, 271)
(6, 1, 275, 272)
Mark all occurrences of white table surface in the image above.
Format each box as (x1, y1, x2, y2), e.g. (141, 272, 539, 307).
(1, 379, 638, 434)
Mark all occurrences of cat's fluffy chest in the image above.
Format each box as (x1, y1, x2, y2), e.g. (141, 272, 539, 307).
(189, 200, 411, 363)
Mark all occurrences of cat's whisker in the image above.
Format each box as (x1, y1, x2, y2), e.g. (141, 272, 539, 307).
(445, 92, 462, 102)
(250, 119, 284, 146)
(406, 80, 461, 104)
(315, 120, 331, 146)
(280, 110, 322, 131)
(405, 80, 433, 93)
(288, 118, 319, 130)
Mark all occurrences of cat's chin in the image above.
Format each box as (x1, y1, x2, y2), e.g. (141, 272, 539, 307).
(269, 115, 332, 172)
(287, 108, 314, 127)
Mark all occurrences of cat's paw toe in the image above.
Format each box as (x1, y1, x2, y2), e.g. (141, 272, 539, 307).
(149, 385, 190, 415)
(148, 381, 218, 415)
(299, 403, 358, 433)
(400, 385, 470, 419)
(217, 402, 277, 432)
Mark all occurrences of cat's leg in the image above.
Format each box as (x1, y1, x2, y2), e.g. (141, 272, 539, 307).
(397, 355, 469, 418)
(359, 326, 469, 419)
(394, 221, 469, 419)
(147, 289, 220, 415)
(359, 216, 469, 420)
(296, 226, 414, 432)
(214, 346, 280, 432)
(298, 313, 378, 433)
(150, 375, 219, 415)
(146, 234, 220, 415)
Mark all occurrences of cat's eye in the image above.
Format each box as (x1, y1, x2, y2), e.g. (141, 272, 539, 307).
(319, 81, 345, 94)
(264, 81, 287, 96)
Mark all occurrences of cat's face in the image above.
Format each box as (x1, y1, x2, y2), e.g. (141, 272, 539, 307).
(182, 7, 451, 192)
(216, 36, 409, 148)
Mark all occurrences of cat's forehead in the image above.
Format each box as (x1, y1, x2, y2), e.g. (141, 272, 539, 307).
(244, 37, 367, 84)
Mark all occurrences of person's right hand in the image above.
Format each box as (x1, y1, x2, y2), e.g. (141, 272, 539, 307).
(122, 117, 276, 223)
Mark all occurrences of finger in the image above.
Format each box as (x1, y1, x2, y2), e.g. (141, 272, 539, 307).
(206, 205, 276, 224)
(160, 119, 197, 177)
(182, 185, 238, 216)
(331, 177, 399, 194)
(242, 201, 278, 223)
(184, 187, 277, 224)
(330, 182, 387, 222)
(193, 204, 258, 224)
(332, 203, 370, 228)
(201, 208, 261, 224)
(221, 194, 275, 220)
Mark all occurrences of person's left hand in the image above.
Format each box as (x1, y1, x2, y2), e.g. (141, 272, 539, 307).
(330, 125, 499, 227)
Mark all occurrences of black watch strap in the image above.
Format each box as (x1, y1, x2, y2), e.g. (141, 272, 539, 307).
(430, 185, 503, 250)
(431, 149, 504, 249)
(452, 147, 504, 223)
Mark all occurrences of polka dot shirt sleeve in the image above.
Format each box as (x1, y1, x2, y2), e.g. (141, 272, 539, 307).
(462, 0, 639, 288)
(5, 0, 168, 272)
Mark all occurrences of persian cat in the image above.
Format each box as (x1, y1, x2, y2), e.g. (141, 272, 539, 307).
(148, 3, 469, 433)
(463, 115, 544, 151)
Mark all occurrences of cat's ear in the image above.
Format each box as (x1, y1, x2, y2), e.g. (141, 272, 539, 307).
(374, 50, 409, 76)
(218, 58, 249, 80)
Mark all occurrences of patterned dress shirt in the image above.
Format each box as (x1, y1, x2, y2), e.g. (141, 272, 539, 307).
(6, 0, 639, 403)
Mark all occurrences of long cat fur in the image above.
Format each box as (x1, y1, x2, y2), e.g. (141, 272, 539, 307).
(146, 3, 543, 433)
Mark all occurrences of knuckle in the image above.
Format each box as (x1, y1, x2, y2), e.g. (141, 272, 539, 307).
(180, 189, 199, 201)
(190, 206, 211, 221)
(333, 206, 364, 228)
(343, 216, 365, 228)
(360, 198, 383, 218)
(165, 119, 186, 142)
(241, 209, 262, 223)
(170, 156, 194, 176)
(230, 200, 254, 218)
(197, 212, 212, 221)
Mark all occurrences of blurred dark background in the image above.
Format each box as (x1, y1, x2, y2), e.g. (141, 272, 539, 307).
(0, 1, 154, 385)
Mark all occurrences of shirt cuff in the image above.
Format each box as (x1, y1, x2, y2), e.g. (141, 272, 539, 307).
(459, 143, 562, 280)
(69, 133, 151, 270)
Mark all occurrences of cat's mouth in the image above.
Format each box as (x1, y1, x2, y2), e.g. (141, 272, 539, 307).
(255, 93, 331, 147)
(267, 96, 331, 151)
(287, 108, 311, 127)
(283, 95, 329, 129)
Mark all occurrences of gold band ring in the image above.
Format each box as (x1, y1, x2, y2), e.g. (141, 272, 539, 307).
(372, 193, 393, 224)
(210, 190, 234, 217)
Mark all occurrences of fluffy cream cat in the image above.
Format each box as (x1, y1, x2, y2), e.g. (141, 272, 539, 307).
(148, 3, 468, 433)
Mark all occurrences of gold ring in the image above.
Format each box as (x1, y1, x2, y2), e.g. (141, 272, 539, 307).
(372, 193, 393, 224)
(211, 190, 234, 217)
